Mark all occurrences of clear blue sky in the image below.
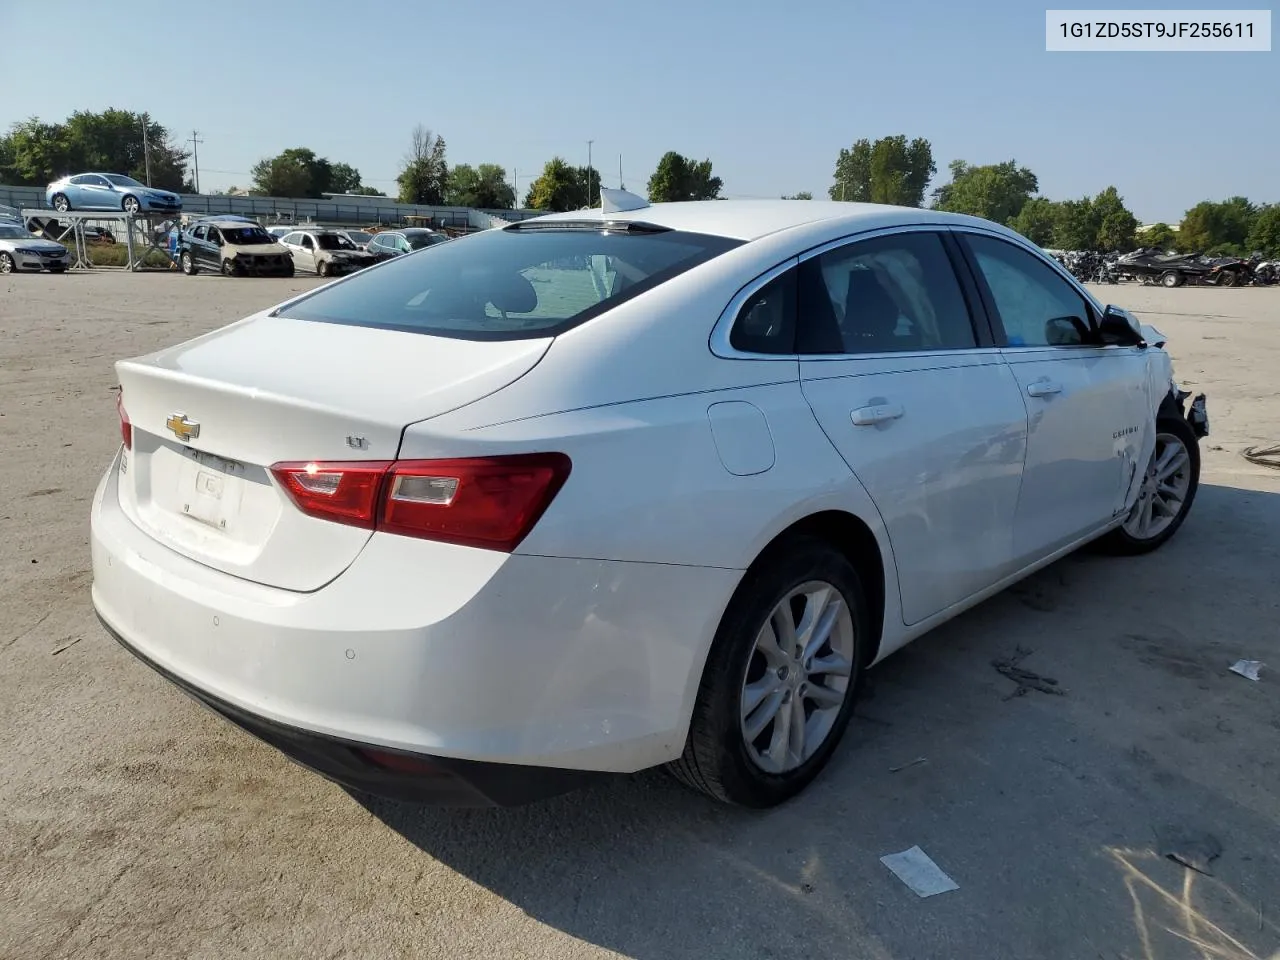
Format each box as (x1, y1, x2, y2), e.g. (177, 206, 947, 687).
(1, 0, 1274, 222)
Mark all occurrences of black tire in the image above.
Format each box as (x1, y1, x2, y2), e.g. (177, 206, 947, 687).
(1161, 270, 1182, 288)
(284, 263, 295, 278)
(221, 258, 237, 277)
(1100, 415, 1200, 556)
(51, 193, 71, 213)
(317, 259, 329, 278)
(48, 267, 66, 274)
(667, 536, 869, 807)
(0, 252, 15, 274)
(1218, 269, 1238, 287)
(180, 252, 197, 276)
(122, 195, 140, 215)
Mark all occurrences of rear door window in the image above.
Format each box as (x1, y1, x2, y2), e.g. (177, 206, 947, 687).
(279, 225, 742, 340)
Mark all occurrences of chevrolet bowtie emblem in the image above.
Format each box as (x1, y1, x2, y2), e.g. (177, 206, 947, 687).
(166, 413, 200, 443)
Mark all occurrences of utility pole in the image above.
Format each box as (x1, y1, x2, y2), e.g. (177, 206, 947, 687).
(586, 140, 594, 207)
(141, 114, 152, 186)
(618, 154, 624, 190)
(188, 131, 204, 194)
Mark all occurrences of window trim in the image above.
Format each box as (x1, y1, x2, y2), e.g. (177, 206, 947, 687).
(948, 226, 1107, 350)
(710, 257, 800, 360)
(711, 224, 992, 361)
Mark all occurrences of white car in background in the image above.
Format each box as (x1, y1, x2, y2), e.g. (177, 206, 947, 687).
(91, 195, 1208, 807)
(277, 228, 375, 277)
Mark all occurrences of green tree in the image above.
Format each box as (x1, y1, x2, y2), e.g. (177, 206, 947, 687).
(932, 159, 1038, 224)
(396, 125, 449, 205)
(1091, 186, 1138, 252)
(1245, 204, 1280, 258)
(1139, 222, 1179, 251)
(447, 163, 516, 208)
(646, 151, 723, 202)
(328, 162, 363, 194)
(1008, 196, 1060, 246)
(782, 192, 813, 200)
(251, 147, 335, 198)
(524, 157, 582, 212)
(1052, 197, 1100, 250)
(1178, 197, 1256, 255)
(829, 139, 871, 201)
(1, 110, 191, 191)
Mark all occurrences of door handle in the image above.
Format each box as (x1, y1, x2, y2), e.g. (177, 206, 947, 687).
(1026, 380, 1063, 397)
(851, 403, 904, 426)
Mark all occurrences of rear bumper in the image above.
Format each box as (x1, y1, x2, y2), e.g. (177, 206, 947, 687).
(91, 451, 737, 780)
(99, 612, 602, 805)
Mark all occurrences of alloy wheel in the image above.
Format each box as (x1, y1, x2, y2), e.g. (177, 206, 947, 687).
(1123, 432, 1192, 540)
(739, 581, 855, 774)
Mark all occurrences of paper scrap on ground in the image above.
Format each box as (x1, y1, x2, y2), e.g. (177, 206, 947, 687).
(1229, 660, 1264, 681)
(880, 846, 958, 898)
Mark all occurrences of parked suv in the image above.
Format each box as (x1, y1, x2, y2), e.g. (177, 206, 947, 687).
(366, 228, 449, 262)
(178, 219, 294, 277)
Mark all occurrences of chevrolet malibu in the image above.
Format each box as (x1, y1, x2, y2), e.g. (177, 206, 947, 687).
(91, 196, 1209, 807)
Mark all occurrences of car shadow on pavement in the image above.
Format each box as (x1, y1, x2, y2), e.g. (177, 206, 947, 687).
(360, 481, 1280, 960)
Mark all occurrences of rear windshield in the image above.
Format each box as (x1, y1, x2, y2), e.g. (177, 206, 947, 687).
(277, 226, 742, 340)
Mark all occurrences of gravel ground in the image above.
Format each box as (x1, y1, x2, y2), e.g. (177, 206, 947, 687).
(1, 272, 1278, 960)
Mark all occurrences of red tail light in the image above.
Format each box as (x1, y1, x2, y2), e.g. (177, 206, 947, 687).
(269, 454, 571, 552)
(116, 390, 132, 450)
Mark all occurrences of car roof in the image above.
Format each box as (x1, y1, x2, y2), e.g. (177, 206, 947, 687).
(199, 218, 266, 228)
(400, 228, 436, 235)
(528, 199, 1006, 242)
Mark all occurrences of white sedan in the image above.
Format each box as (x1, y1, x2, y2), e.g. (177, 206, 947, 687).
(91, 195, 1208, 807)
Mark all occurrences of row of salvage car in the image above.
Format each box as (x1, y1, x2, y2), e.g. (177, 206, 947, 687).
(176, 219, 452, 278)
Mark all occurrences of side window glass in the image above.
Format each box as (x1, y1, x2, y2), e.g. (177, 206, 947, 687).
(729, 268, 796, 354)
(70, 175, 87, 185)
(91, 176, 109, 187)
(797, 232, 977, 355)
(207, 228, 222, 245)
(302, 235, 315, 249)
(281, 232, 299, 245)
(964, 235, 1091, 347)
(191, 226, 206, 241)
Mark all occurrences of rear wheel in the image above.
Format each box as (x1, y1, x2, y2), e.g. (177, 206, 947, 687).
(1161, 270, 1182, 288)
(667, 536, 867, 807)
(180, 251, 197, 275)
(1101, 416, 1200, 555)
(0, 253, 15, 274)
(51, 194, 71, 213)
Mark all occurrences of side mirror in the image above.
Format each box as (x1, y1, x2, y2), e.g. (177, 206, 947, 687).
(1098, 305, 1146, 347)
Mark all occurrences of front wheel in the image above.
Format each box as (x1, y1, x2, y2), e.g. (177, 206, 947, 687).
(122, 195, 141, 215)
(317, 259, 330, 278)
(1217, 269, 1238, 287)
(180, 252, 197, 275)
(1101, 416, 1200, 555)
(667, 536, 868, 807)
(1161, 270, 1182, 288)
(221, 258, 237, 277)
(0, 252, 15, 274)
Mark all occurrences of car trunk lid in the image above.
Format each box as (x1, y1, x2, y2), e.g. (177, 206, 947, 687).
(115, 314, 550, 591)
